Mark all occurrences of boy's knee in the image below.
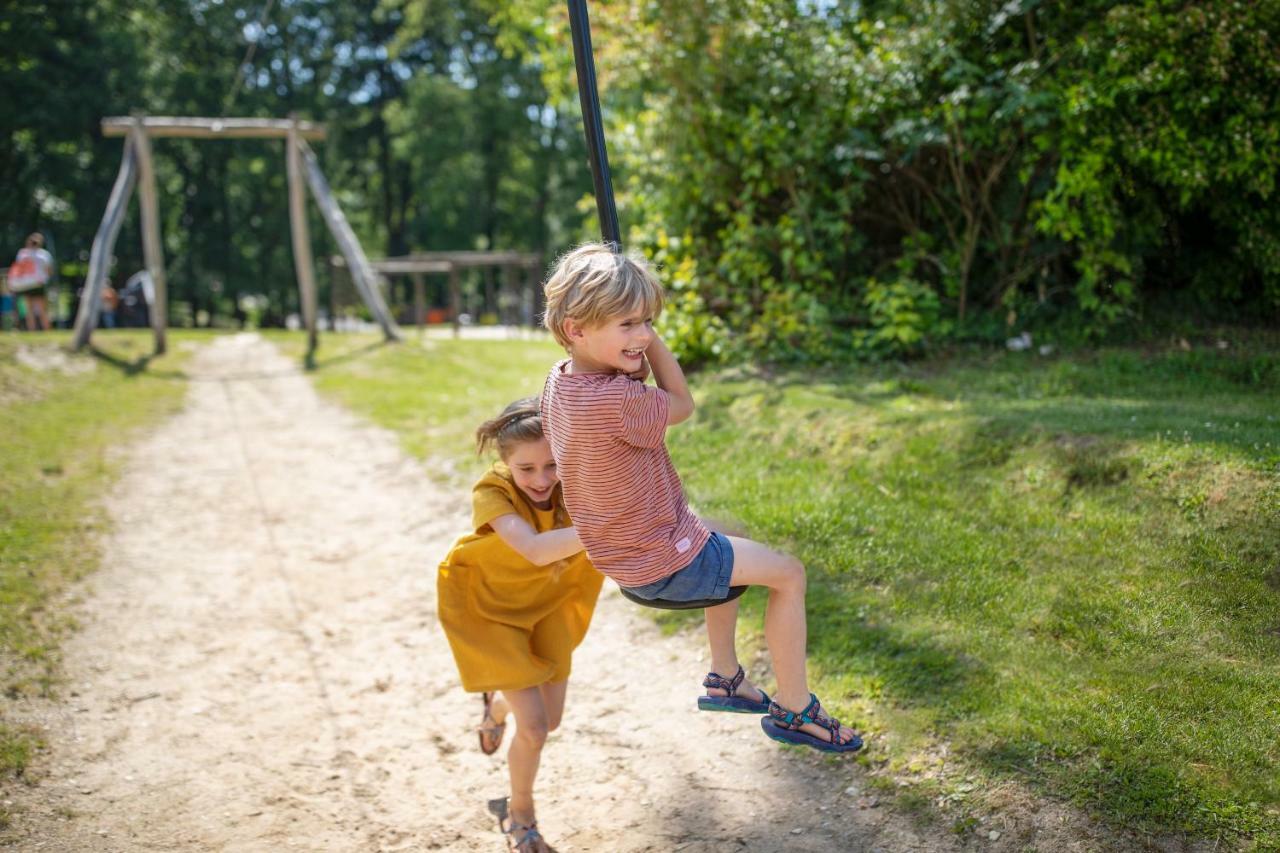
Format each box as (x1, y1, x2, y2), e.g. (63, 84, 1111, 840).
(781, 555, 806, 591)
(546, 714, 563, 733)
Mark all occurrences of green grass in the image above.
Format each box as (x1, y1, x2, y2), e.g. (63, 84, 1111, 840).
(266, 330, 564, 481)
(280, 331, 1280, 848)
(669, 342, 1280, 848)
(0, 330, 191, 776)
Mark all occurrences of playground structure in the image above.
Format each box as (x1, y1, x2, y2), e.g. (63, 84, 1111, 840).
(71, 114, 400, 355)
(332, 251, 542, 337)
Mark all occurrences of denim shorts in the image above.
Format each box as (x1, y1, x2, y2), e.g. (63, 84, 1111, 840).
(623, 532, 735, 602)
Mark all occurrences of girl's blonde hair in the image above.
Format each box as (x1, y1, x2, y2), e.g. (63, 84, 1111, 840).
(475, 396, 544, 459)
(542, 243, 664, 349)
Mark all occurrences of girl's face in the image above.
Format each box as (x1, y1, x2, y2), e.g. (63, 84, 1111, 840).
(504, 437, 559, 508)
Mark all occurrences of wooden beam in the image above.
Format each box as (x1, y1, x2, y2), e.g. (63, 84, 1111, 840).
(296, 139, 400, 341)
(72, 137, 138, 350)
(399, 251, 540, 267)
(133, 119, 168, 355)
(286, 119, 319, 355)
(524, 262, 539, 328)
(333, 253, 538, 272)
(412, 273, 426, 328)
(448, 266, 462, 338)
(102, 116, 326, 141)
(367, 259, 452, 275)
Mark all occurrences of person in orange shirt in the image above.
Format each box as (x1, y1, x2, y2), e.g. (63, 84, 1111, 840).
(437, 397, 604, 853)
(100, 282, 119, 329)
(8, 233, 53, 331)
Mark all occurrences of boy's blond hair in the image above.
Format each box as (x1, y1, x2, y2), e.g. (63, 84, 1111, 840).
(542, 244, 664, 349)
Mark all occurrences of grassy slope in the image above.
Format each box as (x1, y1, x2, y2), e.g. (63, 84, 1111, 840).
(268, 330, 564, 479)
(284, 331, 1279, 847)
(0, 331, 190, 777)
(669, 344, 1280, 847)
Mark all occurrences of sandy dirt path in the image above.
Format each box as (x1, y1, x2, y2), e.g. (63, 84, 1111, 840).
(7, 334, 1128, 852)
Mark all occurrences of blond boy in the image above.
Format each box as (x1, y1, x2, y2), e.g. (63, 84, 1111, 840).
(539, 244, 860, 752)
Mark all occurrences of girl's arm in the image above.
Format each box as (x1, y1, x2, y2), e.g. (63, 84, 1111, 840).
(645, 334, 695, 425)
(489, 513, 585, 566)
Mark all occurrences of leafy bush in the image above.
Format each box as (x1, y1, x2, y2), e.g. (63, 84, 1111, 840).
(508, 0, 1280, 364)
(856, 275, 944, 358)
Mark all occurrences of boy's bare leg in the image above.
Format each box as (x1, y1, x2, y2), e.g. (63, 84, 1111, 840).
(700, 517, 767, 701)
(703, 598, 768, 703)
(500, 686, 550, 835)
(725, 536, 856, 744)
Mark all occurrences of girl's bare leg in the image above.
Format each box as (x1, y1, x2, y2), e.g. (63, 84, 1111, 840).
(537, 679, 568, 732)
(725, 536, 855, 744)
(500, 686, 550, 830)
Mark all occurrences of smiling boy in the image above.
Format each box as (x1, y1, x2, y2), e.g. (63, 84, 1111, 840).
(539, 244, 861, 753)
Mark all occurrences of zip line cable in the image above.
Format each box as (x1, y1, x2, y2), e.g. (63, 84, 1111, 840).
(224, 0, 276, 112)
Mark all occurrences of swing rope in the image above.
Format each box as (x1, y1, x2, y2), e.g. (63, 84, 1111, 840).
(565, 1, 746, 612)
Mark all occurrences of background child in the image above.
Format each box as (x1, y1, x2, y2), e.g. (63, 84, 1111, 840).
(540, 244, 861, 754)
(437, 397, 604, 852)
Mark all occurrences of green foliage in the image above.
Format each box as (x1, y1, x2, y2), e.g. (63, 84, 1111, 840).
(855, 275, 944, 357)
(7, 2, 1278, 356)
(648, 234, 730, 369)
(3, 1, 593, 327)
(504, 0, 1279, 364)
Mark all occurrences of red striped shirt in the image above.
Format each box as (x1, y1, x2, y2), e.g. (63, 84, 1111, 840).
(541, 359, 710, 587)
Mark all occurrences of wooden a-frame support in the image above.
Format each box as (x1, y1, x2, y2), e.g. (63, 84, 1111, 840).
(72, 114, 400, 354)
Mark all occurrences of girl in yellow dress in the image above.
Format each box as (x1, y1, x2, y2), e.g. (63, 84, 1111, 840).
(438, 397, 603, 853)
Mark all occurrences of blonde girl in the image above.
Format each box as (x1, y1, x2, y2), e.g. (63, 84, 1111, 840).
(437, 397, 604, 853)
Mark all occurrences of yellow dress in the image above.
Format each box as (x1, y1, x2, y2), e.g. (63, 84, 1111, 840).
(437, 463, 604, 693)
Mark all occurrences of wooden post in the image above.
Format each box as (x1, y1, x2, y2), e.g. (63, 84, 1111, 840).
(327, 255, 339, 331)
(412, 273, 426, 329)
(286, 117, 319, 355)
(132, 116, 168, 355)
(72, 137, 138, 350)
(296, 139, 400, 341)
(483, 267, 496, 324)
(525, 261, 540, 331)
(448, 265, 461, 338)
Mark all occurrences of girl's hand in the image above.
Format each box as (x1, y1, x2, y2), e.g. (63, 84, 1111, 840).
(621, 353, 651, 383)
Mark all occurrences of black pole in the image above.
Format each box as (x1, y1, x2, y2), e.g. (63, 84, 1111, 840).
(566, 0, 621, 249)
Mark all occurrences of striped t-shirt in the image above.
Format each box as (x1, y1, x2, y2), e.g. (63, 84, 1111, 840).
(541, 359, 710, 587)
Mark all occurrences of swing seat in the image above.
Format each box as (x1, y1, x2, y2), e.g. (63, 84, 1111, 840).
(618, 583, 747, 611)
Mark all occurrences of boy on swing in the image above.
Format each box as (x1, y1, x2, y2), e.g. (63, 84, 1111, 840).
(540, 244, 861, 753)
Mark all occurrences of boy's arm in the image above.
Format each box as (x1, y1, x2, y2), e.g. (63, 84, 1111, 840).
(646, 334, 695, 425)
(489, 513, 585, 565)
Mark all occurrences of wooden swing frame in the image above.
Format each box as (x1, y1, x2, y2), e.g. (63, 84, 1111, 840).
(71, 113, 400, 355)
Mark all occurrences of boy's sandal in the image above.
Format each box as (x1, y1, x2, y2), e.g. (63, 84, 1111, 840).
(487, 797, 553, 853)
(478, 691, 506, 756)
(760, 693, 864, 754)
(697, 664, 772, 714)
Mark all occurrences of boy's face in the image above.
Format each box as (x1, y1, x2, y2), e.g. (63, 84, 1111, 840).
(505, 437, 559, 507)
(566, 311, 655, 374)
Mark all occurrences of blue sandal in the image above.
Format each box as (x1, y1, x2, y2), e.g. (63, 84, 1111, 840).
(697, 664, 772, 714)
(761, 693, 863, 753)
(488, 796, 549, 852)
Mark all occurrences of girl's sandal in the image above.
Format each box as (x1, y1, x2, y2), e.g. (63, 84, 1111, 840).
(487, 797, 555, 852)
(697, 664, 772, 714)
(478, 691, 506, 756)
(761, 693, 863, 754)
